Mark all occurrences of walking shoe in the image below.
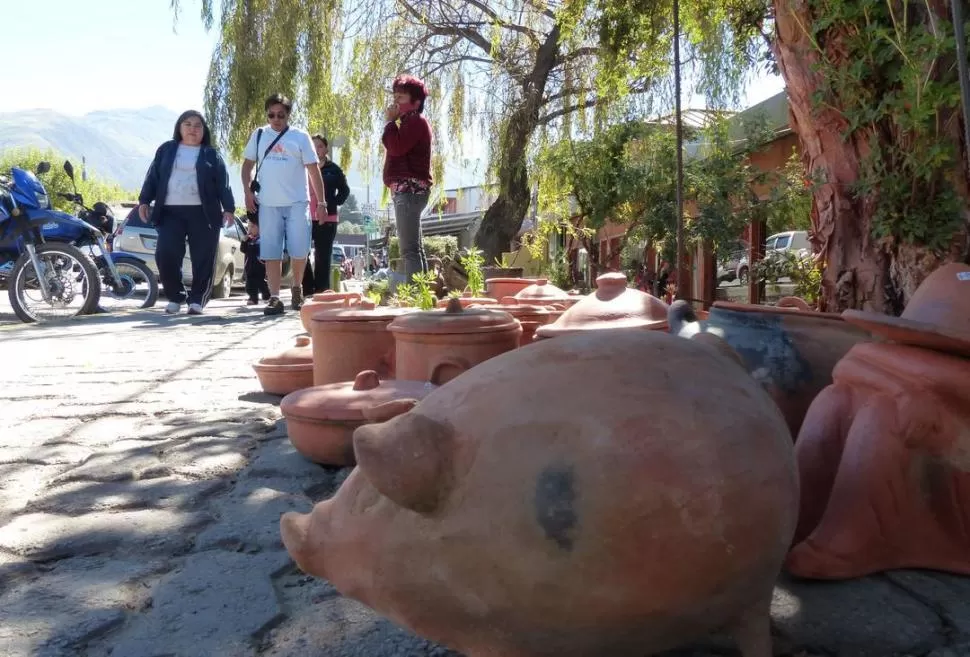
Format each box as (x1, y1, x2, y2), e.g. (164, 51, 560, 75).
(187, 303, 204, 315)
(290, 286, 304, 310)
(263, 297, 285, 316)
(246, 297, 259, 306)
(165, 302, 181, 314)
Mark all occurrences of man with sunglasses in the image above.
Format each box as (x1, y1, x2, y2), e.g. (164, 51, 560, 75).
(242, 93, 327, 315)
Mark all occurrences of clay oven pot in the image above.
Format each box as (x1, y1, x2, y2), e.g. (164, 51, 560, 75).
(435, 293, 496, 309)
(281, 370, 437, 466)
(310, 301, 413, 386)
(253, 335, 314, 396)
(300, 291, 362, 332)
(485, 277, 534, 302)
(469, 302, 552, 346)
(511, 278, 578, 308)
(388, 297, 521, 385)
(667, 299, 870, 438)
(280, 329, 798, 657)
(534, 272, 669, 340)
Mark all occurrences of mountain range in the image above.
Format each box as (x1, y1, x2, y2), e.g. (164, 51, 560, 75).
(0, 106, 480, 209)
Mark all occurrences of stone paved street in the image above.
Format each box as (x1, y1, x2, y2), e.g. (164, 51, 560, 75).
(1, 295, 969, 657)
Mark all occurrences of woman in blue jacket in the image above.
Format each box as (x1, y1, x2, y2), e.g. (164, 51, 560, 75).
(138, 110, 236, 315)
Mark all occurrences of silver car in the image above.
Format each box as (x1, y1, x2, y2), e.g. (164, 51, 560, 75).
(112, 208, 247, 298)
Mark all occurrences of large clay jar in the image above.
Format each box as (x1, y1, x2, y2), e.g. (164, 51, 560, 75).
(668, 299, 869, 438)
(469, 302, 552, 346)
(300, 291, 362, 332)
(512, 278, 578, 308)
(388, 297, 521, 385)
(786, 262, 970, 580)
(253, 335, 315, 396)
(280, 370, 437, 466)
(281, 329, 798, 657)
(535, 272, 669, 340)
(485, 277, 534, 301)
(436, 293, 496, 309)
(309, 301, 413, 386)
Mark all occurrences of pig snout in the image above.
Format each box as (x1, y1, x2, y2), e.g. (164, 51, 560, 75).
(280, 511, 317, 575)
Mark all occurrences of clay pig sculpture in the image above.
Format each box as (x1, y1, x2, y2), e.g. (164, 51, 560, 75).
(281, 329, 798, 657)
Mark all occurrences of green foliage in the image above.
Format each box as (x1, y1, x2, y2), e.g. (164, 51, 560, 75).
(807, 0, 965, 252)
(751, 250, 824, 305)
(0, 147, 135, 212)
(337, 221, 363, 234)
(365, 278, 390, 305)
(390, 282, 417, 308)
(459, 247, 486, 297)
(387, 235, 458, 263)
(410, 271, 439, 310)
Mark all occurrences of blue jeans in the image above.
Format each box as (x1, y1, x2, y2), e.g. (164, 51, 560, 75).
(258, 202, 311, 261)
(392, 192, 429, 282)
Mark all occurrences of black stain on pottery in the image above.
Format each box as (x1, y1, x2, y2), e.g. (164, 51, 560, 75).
(535, 465, 578, 551)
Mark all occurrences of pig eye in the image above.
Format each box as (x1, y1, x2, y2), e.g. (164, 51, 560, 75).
(348, 479, 383, 516)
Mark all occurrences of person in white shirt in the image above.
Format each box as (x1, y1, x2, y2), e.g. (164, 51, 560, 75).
(242, 93, 326, 316)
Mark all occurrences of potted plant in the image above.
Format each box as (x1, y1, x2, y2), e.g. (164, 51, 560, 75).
(483, 253, 524, 279)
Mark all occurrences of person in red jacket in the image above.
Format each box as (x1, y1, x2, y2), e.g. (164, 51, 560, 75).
(382, 74, 433, 284)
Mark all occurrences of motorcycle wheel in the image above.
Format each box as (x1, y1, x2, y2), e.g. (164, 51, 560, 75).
(8, 242, 101, 323)
(98, 256, 159, 311)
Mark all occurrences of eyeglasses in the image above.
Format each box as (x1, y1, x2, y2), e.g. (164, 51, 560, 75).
(267, 112, 287, 119)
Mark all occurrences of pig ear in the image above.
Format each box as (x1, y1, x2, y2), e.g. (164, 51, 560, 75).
(353, 412, 453, 515)
(362, 398, 419, 423)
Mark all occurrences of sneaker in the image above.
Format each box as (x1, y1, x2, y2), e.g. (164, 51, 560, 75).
(187, 303, 204, 315)
(246, 297, 259, 306)
(290, 286, 304, 310)
(165, 302, 180, 314)
(263, 297, 285, 316)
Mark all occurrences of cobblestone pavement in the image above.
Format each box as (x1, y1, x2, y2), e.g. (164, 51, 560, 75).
(1, 295, 969, 657)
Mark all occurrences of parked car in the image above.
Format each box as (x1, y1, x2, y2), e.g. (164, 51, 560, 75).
(113, 208, 294, 298)
(735, 230, 811, 284)
(716, 240, 749, 284)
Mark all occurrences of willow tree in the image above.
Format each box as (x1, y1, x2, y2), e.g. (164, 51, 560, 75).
(173, 0, 756, 259)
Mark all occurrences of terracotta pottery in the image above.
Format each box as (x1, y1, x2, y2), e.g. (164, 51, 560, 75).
(469, 302, 552, 346)
(485, 277, 534, 301)
(435, 293, 496, 309)
(280, 329, 798, 657)
(667, 299, 869, 438)
(309, 300, 414, 386)
(388, 297, 522, 385)
(300, 291, 363, 332)
(512, 278, 578, 308)
(776, 296, 813, 312)
(535, 272, 669, 340)
(281, 370, 437, 466)
(786, 263, 970, 579)
(253, 335, 315, 396)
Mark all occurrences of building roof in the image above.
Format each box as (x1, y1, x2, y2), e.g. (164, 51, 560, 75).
(420, 211, 482, 237)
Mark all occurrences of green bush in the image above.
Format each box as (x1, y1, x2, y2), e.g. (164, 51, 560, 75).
(388, 235, 458, 262)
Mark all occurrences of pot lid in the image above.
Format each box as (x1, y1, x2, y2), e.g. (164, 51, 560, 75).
(535, 272, 669, 337)
(470, 303, 550, 321)
(281, 370, 437, 422)
(436, 296, 496, 308)
(259, 335, 313, 365)
(311, 299, 413, 324)
(311, 291, 361, 302)
(513, 278, 570, 303)
(389, 297, 519, 335)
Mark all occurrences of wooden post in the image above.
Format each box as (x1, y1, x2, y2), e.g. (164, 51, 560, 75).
(698, 241, 715, 309)
(747, 218, 767, 304)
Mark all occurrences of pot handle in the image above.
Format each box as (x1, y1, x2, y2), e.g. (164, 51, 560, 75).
(667, 299, 702, 336)
(429, 357, 471, 386)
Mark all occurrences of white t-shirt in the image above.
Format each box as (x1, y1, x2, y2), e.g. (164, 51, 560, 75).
(243, 126, 318, 206)
(165, 144, 202, 206)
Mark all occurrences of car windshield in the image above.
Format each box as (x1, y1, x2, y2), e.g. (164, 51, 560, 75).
(774, 235, 791, 249)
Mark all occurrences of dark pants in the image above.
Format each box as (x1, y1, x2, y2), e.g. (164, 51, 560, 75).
(244, 250, 270, 300)
(392, 192, 429, 283)
(302, 221, 338, 295)
(155, 205, 221, 306)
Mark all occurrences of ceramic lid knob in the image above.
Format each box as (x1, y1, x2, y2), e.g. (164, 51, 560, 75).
(445, 297, 464, 314)
(353, 370, 381, 391)
(535, 278, 548, 286)
(295, 336, 311, 347)
(596, 272, 628, 289)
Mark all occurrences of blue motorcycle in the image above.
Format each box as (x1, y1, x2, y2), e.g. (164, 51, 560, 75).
(0, 161, 102, 322)
(57, 160, 158, 312)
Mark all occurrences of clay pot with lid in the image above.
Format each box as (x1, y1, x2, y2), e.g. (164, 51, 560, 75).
(300, 291, 363, 332)
(534, 272, 669, 340)
(389, 297, 522, 385)
(436, 293, 496, 309)
(668, 299, 869, 438)
(281, 370, 437, 466)
(253, 335, 314, 395)
(511, 278, 579, 308)
(310, 300, 414, 386)
(469, 302, 552, 346)
(485, 277, 534, 302)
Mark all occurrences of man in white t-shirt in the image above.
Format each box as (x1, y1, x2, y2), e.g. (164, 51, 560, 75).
(242, 93, 327, 316)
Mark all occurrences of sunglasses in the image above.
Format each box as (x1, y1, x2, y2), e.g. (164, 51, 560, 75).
(267, 112, 287, 119)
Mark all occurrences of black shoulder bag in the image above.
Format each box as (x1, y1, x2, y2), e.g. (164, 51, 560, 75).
(247, 126, 289, 224)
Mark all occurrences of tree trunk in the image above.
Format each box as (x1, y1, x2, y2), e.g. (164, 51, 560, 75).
(773, 0, 969, 314)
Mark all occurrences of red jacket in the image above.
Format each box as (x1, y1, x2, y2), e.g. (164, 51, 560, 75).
(382, 111, 433, 188)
